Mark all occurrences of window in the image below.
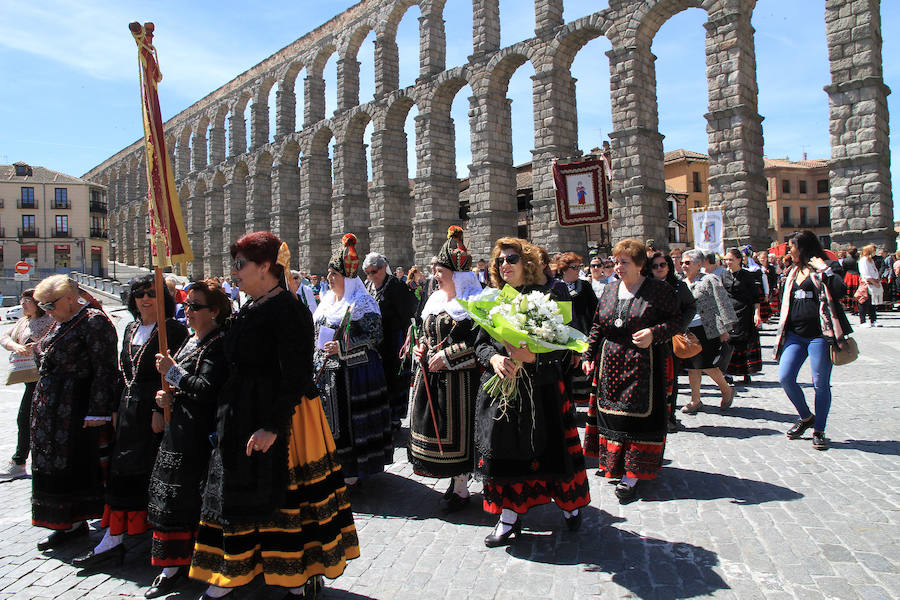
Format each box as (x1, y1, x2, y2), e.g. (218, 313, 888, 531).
(818, 205, 830, 226)
(800, 206, 808, 225)
(56, 215, 69, 234)
(817, 179, 829, 194)
(54, 188, 69, 208)
(782, 179, 791, 194)
(20, 187, 35, 208)
(692, 171, 702, 193)
(782, 206, 791, 226)
(21, 215, 36, 236)
(799, 180, 807, 194)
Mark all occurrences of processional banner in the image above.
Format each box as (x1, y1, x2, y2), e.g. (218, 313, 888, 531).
(552, 159, 609, 227)
(691, 207, 725, 255)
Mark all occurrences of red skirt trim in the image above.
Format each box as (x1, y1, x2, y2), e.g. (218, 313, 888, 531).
(593, 436, 665, 480)
(101, 505, 151, 536)
(151, 529, 195, 566)
(32, 512, 101, 530)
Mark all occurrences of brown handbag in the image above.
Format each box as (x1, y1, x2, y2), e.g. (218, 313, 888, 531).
(830, 337, 859, 366)
(673, 332, 702, 359)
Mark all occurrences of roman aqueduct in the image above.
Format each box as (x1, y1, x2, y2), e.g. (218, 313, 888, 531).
(83, 0, 892, 277)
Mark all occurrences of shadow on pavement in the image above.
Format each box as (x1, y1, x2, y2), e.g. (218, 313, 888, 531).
(829, 439, 900, 456)
(683, 425, 782, 439)
(642, 467, 803, 505)
(347, 471, 495, 527)
(507, 508, 729, 599)
(716, 405, 797, 423)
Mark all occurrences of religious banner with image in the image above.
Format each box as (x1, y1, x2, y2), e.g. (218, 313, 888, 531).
(691, 206, 725, 254)
(552, 158, 609, 227)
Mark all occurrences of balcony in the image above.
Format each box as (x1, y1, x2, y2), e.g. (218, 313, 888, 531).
(781, 220, 794, 228)
(0, 199, 4, 208)
(17, 227, 38, 238)
(52, 202, 71, 210)
(51, 228, 71, 238)
(17, 199, 37, 209)
(90, 228, 108, 238)
(89, 200, 108, 213)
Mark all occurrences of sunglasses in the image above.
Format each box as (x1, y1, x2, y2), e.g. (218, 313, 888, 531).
(652, 262, 668, 269)
(495, 254, 521, 267)
(590, 263, 602, 268)
(132, 288, 157, 299)
(37, 295, 66, 312)
(565, 265, 582, 271)
(184, 301, 211, 312)
(364, 268, 379, 276)
(681, 261, 692, 266)
(232, 258, 250, 271)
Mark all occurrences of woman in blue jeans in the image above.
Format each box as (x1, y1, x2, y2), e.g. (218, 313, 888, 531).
(773, 231, 852, 451)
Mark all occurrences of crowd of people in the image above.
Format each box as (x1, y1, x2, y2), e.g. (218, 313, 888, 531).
(0, 225, 891, 598)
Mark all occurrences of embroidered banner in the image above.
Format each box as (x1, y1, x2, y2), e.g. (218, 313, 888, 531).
(691, 207, 725, 255)
(552, 159, 609, 227)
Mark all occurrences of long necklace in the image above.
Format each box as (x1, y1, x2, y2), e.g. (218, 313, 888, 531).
(614, 279, 640, 328)
(174, 329, 223, 366)
(36, 310, 91, 356)
(251, 283, 282, 306)
(125, 322, 158, 389)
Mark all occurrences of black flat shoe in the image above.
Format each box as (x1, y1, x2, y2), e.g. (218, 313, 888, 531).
(442, 479, 455, 501)
(72, 543, 125, 569)
(786, 416, 815, 439)
(484, 519, 521, 548)
(37, 521, 89, 551)
(812, 431, 829, 451)
(145, 568, 185, 598)
(564, 510, 582, 532)
(441, 492, 471, 513)
(615, 481, 638, 503)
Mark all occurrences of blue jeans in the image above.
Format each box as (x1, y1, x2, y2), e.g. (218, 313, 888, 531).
(778, 332, 833, 432)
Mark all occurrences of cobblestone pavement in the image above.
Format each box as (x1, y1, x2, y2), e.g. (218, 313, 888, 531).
(0, 307, 896, 599)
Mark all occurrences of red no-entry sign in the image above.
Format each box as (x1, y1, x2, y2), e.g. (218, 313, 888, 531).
(15, 261, 31, 274)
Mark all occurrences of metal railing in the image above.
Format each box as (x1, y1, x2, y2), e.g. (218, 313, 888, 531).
(17, 199, 37, 209)
(89, 200, 108, 213)
(90, 228, 108, 238)
(51, 228, 71, 238)
(17, 227, 38, 238)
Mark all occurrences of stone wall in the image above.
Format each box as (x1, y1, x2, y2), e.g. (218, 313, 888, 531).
(85, 0, 893, 276)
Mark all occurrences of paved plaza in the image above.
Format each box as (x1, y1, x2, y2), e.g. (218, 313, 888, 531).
(0, 306, 897, 599)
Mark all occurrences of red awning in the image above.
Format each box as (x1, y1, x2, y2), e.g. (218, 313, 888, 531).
(54, 245, 70, 252)
(91, 246, 102, 253)
(21, 245, 37, 252)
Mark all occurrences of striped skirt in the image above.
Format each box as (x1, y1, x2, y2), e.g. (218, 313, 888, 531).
(189, 397, 360, 589)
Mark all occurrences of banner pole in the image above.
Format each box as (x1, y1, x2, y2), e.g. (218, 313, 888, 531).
(153, 264, 172, 423)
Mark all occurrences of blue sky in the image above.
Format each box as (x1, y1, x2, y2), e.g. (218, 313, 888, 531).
(1, 0, 897, 213)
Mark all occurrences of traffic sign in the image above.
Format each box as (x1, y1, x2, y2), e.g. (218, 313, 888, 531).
(14, 272, 29, 281)
(14, 261, 31, 275)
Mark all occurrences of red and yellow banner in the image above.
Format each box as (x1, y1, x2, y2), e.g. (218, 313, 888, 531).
(130, 22, 192, 267)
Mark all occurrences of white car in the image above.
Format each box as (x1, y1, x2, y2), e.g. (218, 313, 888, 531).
(5, 305, 23, 321)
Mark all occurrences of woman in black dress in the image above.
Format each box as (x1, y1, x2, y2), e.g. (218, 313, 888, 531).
(408, 226, 482, 511)
(474, 237, 590, 547)
(555, 251, 597, 405)
(582, 241, 681, 502)
(74, 275, 188, 568)
(143, 280, 231, 598)
(723, 248, 763, 383)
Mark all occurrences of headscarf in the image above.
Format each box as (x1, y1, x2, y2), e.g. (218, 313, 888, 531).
(313, 275, 380, 328)
(420, 270, 482, 322)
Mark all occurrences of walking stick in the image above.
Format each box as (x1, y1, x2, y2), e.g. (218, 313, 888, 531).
(412, 319, 443, 454)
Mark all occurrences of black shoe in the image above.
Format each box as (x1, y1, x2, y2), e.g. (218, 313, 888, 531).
(615, 481, 638, 503)
(564, 510, 582, 532)
(812, 431, 829, 451)
(484, 519, 521, 548)
(594, 468, 605, 477)
(145, 568, 185, 598)
(442, 479, 455, 501)
(441, 492, 471, 513)
(299, 575, 324, 600)
(743, 375, 751, 384)
(724, 375, 734, 385)
(72, 543, 125, 569)
(786, 416, 815, 439)
(667, 419, 680, 433)
(37, 522, 88, 551)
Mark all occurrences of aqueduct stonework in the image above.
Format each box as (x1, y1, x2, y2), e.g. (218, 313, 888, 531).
(83, 0, 892, 277)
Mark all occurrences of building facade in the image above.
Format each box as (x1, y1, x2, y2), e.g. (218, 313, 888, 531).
(664, 149, 710, 247)
(765, 157, 832, 246)
(0, 163, 109, 285)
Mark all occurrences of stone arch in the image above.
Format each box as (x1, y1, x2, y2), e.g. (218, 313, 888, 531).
(551, 13, 614, 71)
(338, 21, 377, 111)
(300, 126, 335, 271)
(208, 104, 229, 165)
(192, 115, 210, 171)
(378, 0, 421, 92)
(272, 140, 302, 265)
(175, 126, 193, 178)
(228, 93, 251, 157)
(332, 110, 373, 251)
(221, 161, 248, 273)
(308, 44, 337, 124)
(278, 60, 306, 138)
(253, 77, 277, 148)
(247, 150, 274, 232)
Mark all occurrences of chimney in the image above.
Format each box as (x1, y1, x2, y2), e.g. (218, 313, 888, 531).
(803, 152, 807, 161)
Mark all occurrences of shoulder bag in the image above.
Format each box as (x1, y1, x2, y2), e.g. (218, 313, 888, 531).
(830, 337, 859, 366)
(672, 332, 702, 359)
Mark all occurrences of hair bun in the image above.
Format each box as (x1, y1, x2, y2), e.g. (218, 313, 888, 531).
(342, 233, 357, 247)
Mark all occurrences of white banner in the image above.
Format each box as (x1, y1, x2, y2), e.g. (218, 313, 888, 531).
(692, 208, 724, 255)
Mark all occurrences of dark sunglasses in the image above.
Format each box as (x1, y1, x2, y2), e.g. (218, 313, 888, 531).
(590, 263, 602, 268)
(132, 288, 157, 299)
(184, 301, 211, 312)
(232, 258, 250, 271)
(681, 261, 692, 266)
(565, 265, 582, 271)
(37, 295, 66, 312)
(651, 262, 668, 269)
(495, 254, 521, 267)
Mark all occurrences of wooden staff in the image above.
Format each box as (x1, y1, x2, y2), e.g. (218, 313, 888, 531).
(153, 266, 172, 423)
(412, 319, 443, 454)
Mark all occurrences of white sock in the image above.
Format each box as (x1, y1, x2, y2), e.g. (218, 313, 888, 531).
(161, 566, 180, 578)
(344, 476, 358, 486)
(287, 587, 305, 596)
(203, 585, 233, 598)
(563, 508, 579, 518)
(93, 529, 122, 553)
(621, 475, 638, 488)
(494, 508, 519, 535)
(453, 474, 470, 498)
